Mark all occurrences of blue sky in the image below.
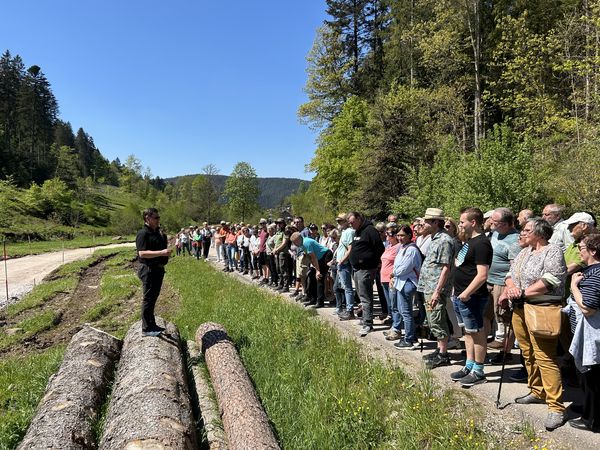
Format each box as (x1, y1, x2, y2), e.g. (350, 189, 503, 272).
(1, 1, 327, 180)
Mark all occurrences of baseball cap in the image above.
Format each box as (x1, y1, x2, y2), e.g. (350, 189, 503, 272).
(564, 212, 595, 226)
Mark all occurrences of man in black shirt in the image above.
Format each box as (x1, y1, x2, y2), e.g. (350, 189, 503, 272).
(348, 212, 385, 337)
(136, 208, 172, 337)
(451, 207, 493, 386)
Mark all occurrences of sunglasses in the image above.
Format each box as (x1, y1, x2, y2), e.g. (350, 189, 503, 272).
(386, 231, 396, 236)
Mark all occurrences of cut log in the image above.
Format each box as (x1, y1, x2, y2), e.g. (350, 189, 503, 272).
(187, 340, 228, 450)
(18, 324, 122, 450)
(99, 318, 197, 450)
(195, 322, 280, 450)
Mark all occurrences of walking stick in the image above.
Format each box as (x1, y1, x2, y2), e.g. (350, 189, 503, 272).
(495, 317, 513, 409)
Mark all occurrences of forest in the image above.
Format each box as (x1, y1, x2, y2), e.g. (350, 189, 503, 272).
(292, 0, 600, 223)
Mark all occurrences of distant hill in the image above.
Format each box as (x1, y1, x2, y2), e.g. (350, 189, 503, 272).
(166, 175, 310, 209)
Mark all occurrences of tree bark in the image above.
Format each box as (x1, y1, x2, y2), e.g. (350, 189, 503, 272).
(99, 319, 197, 450)
(18, 325, 122, 450)
(195, 322, 280, 450)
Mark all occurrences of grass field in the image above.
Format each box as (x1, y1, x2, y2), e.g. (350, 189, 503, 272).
(166, 258, 501, 449)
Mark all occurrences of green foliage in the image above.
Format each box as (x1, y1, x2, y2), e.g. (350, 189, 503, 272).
(0, 347, 66, 449)
(167, 258, 500, 449)
(223, 162, 260, 222)
(392, 124, 548, 219)
(6, 278, 77, 317)
(288, 182, 335, 226)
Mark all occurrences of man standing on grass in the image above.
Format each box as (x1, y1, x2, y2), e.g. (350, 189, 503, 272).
(136, 207, 172, 337)
(450, 208, 493, 386)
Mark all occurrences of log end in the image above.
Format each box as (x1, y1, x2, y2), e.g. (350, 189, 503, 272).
(195, 322, 232, 353)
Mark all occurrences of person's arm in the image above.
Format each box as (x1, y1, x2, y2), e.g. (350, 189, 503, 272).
(430, 264, 450, 307)
(393, 247, 415, 278)
(458, 264, 489, 301)
(139, 248, 171, 258)
(309, 252, 322, 278)
(339, 244, 352, 265)
(567, 262, 584, 275)
(571, 272, 597, 317)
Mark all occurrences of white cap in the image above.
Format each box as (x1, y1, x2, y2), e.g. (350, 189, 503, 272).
(564, 212, 595, 226)
(484, 210, 494, 219)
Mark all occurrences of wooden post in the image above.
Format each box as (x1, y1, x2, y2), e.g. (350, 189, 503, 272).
(3, 238, 8, 308)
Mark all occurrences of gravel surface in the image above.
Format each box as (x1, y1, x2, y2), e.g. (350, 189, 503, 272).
(0, 243, 135, 308)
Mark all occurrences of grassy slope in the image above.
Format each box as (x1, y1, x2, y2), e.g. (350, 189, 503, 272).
(166, 258, 497, 449)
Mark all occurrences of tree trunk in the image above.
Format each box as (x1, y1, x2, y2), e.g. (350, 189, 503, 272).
(195, 322, 280, 450)
(18, 325, 122, 450)
(187, 340, 228, 450)
(99, 319, 197, 450)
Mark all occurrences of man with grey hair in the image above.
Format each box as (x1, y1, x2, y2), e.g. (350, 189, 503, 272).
(544, 204, 573, 252)
(517, 209, 534, 229)
(486, 207, 522, 357)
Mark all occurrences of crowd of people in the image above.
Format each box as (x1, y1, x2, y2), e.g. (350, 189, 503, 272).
(173, 204, 599, 433)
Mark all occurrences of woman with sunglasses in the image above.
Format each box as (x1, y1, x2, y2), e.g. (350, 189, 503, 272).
(568, 233, 600, 432)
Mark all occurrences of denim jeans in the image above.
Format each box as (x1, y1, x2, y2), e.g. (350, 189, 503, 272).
(395, 280, 417, 343)
(226, 244, 237, 270)
(383, 282, 400, 331)
(337, 263, 355, 312)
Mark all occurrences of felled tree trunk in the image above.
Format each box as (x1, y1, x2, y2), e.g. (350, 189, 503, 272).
(196, 322, 280, 450)
(187, 340, 228, 450)
(99, 318, 197, 450)
(18, 325, 122, 450)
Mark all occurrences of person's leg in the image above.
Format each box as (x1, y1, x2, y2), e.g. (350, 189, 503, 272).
(139, 266, 164, 331)
(581, 364, 600, 430)
(425, 292, 450, 353)
(375, 272, 388, 316)
(399, 281, 417, 343)
(203, 240, 210, 259)
(512, 307, 545, 400)
(530, 332, 565, 413)
(356, 269, 375, 327)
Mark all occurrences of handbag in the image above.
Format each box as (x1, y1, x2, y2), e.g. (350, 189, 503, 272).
(524, 303, 562, 338)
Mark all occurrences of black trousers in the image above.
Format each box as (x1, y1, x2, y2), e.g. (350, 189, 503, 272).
(315, 250, 333, 305)
(138, 265, 165, 331)
(202, 239, 211, 259)
(582, 364, 600, 430)
(268, 254, 278, 284)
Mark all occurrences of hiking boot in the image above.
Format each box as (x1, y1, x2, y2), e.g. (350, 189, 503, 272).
(515, 393, 545, 404)
(290, 290, 300, 297)
(451, 367, 471, 382)
(339, 311, 356, 321)
(425, 353, 451, 369)
(307, 303, 324, 309)
(422, 348, 440, 361)
(459, 371, 487, 387)
(296, 295, 306, 302)
(281, 287, 290, 293)
(385, 329, 402, 341)
(359, 325, 373, 337)
(509, 367, 528, 383)
(545, 412, 566, 431)
(394, 340, 414, 349)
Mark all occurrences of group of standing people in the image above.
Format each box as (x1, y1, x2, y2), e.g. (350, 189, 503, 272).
(135, 202, 600, 434)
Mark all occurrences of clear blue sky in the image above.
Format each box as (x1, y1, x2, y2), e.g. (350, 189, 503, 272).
(1, 0, 327, 180)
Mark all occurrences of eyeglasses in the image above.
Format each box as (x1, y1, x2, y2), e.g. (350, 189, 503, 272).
(444, 225, 452, 230)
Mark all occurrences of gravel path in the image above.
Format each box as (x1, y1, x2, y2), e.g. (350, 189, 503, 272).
(0, 242, 135, 308)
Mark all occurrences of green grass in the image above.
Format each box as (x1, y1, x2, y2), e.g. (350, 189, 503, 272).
(6, 278, 76, 318)
(0, 311, 61, 351)
(4, 235, 134, 258)
(0, 347, 66, 450)
(167, 259, 501, 449)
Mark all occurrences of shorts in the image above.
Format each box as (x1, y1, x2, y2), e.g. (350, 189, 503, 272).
(424, 292, 450, 339)
(452, 294, 489, 333)
(258, 251, 266, 266)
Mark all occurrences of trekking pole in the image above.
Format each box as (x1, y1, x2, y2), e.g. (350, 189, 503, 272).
(495, 316, 513, 409)
(3, 238, 8, 308)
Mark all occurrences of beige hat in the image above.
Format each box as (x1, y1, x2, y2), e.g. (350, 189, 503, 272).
(423, 208, 445, 220)
(335, 213, 347, 221)
(259, 218, 267, 224)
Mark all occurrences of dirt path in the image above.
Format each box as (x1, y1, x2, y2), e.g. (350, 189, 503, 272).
(203, 247, 598, 450)
(0, 242, 135, 307)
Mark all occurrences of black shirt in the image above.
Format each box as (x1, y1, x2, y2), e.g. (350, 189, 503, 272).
(349, 222, 385, 270)
(136, 224, 168, 267)
(453, 234, 493, 296)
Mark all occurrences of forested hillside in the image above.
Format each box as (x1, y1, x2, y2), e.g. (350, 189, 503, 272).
(292, 0, 600, 223)
(167, 175, 308, 209)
